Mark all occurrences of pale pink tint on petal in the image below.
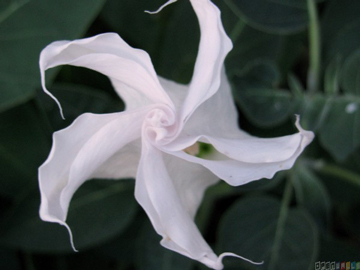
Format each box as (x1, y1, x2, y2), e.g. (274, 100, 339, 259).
(40, 33, 174, 116)
(181, 0, 233, 122)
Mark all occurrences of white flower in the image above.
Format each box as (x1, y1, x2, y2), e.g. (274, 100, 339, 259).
(38, 0, 314, 269)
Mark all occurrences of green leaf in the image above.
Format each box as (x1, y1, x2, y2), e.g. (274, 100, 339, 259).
(101, 0, 199, 83)
(299, 94, 360, 161)
(232, 60, 280, 89)
(0, 180, 137, 252)
(318, 234, 360, 261)
(322, 0, 360, 64)
(0, 0, 30, 24)
(324, 55, 341, 95)
(226, 26, 283, 72)
(0, 101, 50, 198)
(0, 248, 20, 270)
(341, 49, 360, 96)
(217, 196, 319, 270)
(230, 60, 298, 128)
(96, 215, 144, 264)
(287, 73, 304, 96)
(292, 164, 331, 229)
(0, 0, 106, 112)
(235, 88, 296, 128)
(100, 0, 164, 59)
(319, 97, 360, 161)
(298, 94, 329, 131)
(235, 171, 285, 192)
(40, 83, 124, 131)
(135, 220, 194, 270)
(223, 0, 309, 34)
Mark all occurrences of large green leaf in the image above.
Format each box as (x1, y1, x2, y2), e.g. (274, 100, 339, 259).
(100, 0, 163, 59)
(0, 0, 106, 112)
(324, 55, 341, 95)
(341, 49, 360, 96)
(217, 196, 319, 270)
(232, 60, 280, 90)
(0, 248, 20, 270)
(322, 0, 360, 64)
(226, 26, 284, 72)
(298, 94, 329, 131)
(231, 60, 298, 128)
(223, 0, 309, 34)
(236, 88, 296, 128)
(318, 234, 360, 261)
(101, 0, 198, 84)
(135, 221, 194, 270)
(0, 180, 137, 252)
(0, 101, 50, 198)
(319, 97, 360, 161)
(40, 83, 124, 131)
(292, 164, 331, 229)
(217, 0, 302, 76)
(298, 94, 360, 161)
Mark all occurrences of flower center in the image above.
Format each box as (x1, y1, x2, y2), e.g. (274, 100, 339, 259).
(144, 105, 177, 144)
(183, 142, 215, 157)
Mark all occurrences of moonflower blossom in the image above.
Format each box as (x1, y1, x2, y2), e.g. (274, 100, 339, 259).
(38, 0, 314, 269)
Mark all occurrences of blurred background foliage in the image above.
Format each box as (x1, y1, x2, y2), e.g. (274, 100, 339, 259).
(0, 0, 360, 269)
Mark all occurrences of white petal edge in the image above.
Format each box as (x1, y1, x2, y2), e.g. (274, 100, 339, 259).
(39, 33, 173, 117)
(181, 0, 233, 122)
(164, 117, 314, 186)
(39, 106, 154, 249)
(135, 138, 220, 266)
(162, 151, 219, 219)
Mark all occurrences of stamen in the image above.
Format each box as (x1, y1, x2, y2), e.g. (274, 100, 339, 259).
(184, 142, 200, 156)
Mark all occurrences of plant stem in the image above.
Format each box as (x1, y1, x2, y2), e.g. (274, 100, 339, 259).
(307, 0, 321, 93)
(268, 178, 293, 270)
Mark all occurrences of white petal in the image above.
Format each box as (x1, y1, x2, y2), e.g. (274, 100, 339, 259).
(39, 106, 152, 231)
(40, 33, 173, 116)
(181, 0, 233, 122)
(158, 76, 188, 111)
(180, 68, 243, 138)
(135, 139, 221, 268)
(165, 118, 314, 186)
(91, 140, 141, 180)
(163, 150, 219, 219)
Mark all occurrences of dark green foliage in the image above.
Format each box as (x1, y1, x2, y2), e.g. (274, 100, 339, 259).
(1, 0, 360, 269)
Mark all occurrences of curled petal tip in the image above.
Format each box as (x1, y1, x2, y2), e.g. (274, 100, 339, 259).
(294, 115, 315, 141)
(201, 252, 263, 270)
(144, 0, 177, 14)
(62, 222, 78, 252)
(218, 252, 263, 265)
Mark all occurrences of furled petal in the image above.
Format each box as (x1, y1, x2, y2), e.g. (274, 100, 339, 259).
(163, 150, 218, 219)
(178, 68, 244, 139)
(39, 106, 152, 245)
(135, 139, 221, 268)
(165, 118, 314, 186)
(40, 33, 173, 117)
(158, 76, 187, 111)
(181, 0, 233, 122)
(91, 140, 140, 180)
